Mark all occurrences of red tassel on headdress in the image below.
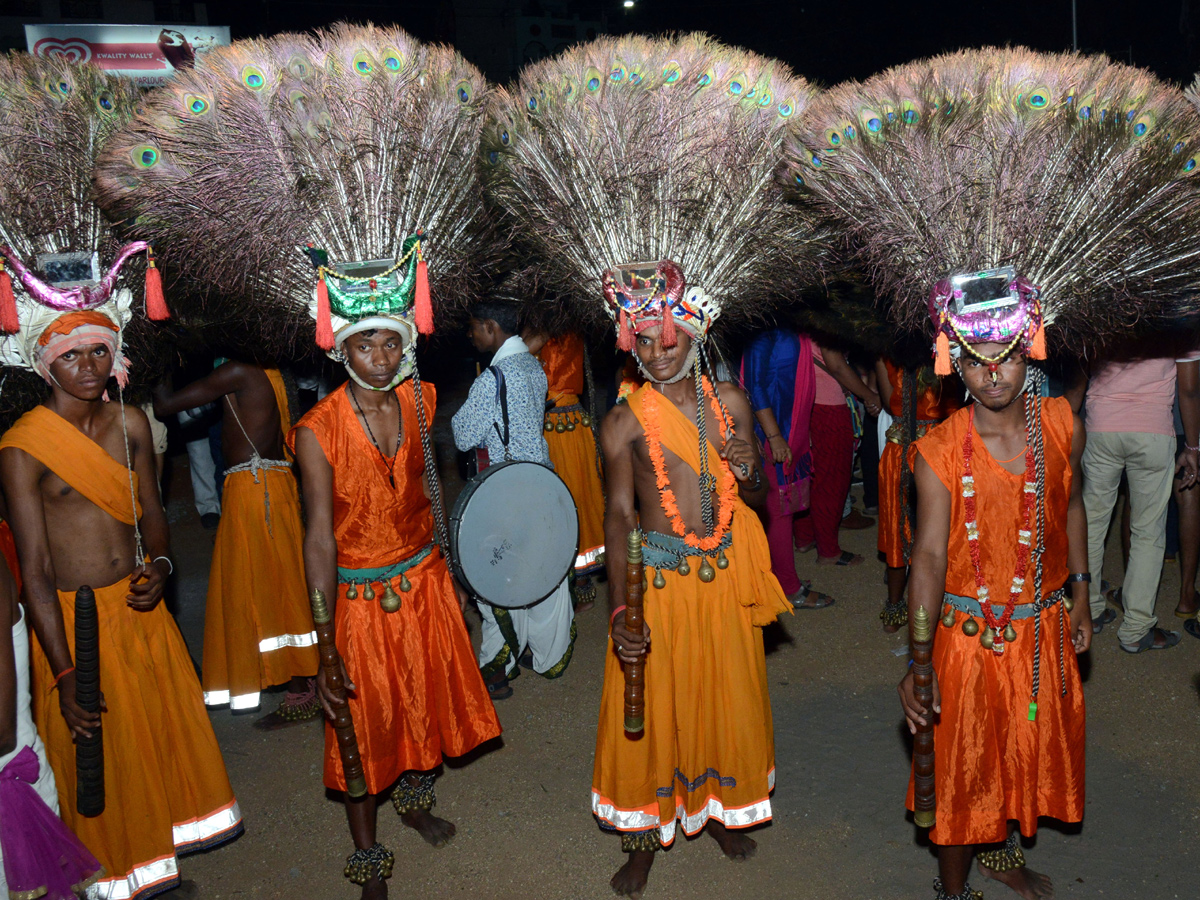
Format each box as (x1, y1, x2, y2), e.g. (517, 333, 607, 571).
(144, 248, 169, 321)
(414, 244, 433, 335)
(1029, 322, 1047, 360)
(0, 261, 17, 334)
(934, 331, 952, 376)
(617, 308, 634, 351)
(660, 303, 678, 348)
(315, 270, 334, 350)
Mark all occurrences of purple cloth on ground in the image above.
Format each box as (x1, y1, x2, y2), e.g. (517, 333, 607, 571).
(0, 746, 101, 900)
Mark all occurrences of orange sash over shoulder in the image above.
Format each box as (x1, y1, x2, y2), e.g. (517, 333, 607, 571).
(0, 405, 141, 524)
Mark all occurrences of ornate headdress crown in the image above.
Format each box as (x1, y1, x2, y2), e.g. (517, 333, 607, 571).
(928, 266, 1045, 374)
(601, 260, 718, 350)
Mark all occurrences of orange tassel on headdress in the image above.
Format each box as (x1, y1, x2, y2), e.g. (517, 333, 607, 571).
(0, 260, 17, 334)
(1029, 322, 1047, 360)
(413, 240, 433, 336)
(934, 331, 952, 376)
(144, 248, 169, 321)
(315, 270, 334, 350)
(617, 308, 634, 351)
(660, 302, 677, 348)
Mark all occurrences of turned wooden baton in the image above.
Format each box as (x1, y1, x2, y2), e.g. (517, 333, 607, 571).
(74, 585, 104, 817)
(911, 604, 936, 828)
(622, 531, 646, 734)
(309, 588, 367, 799)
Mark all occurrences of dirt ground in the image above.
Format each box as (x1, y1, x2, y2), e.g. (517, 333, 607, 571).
(160, 377, 1199, 900)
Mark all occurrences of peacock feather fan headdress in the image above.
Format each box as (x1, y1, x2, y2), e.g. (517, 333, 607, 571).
(783, 47, 1200, 365)
(94, 22, 500, 362)
(0, 52, 171, 421)
(481, 33, 828, 347)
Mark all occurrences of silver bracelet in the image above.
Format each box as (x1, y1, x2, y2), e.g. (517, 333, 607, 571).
(152, 556, 173, 576)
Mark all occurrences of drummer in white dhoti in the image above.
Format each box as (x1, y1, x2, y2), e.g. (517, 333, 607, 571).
(452, 300, 578, 699)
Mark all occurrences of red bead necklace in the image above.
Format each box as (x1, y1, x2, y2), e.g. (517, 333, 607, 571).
(960, 406, 1037, 655)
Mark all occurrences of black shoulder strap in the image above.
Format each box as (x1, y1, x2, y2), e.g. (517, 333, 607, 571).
(487, 365, 510, 454)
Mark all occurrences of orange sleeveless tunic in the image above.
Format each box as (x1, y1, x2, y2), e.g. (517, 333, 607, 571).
(879, 363, 961, 566)
(539, 334, 605, 573)
(289, 383, 501, 791)
(907, 397, 1085, 845)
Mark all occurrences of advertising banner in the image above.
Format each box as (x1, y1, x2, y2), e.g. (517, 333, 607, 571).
(25, 24, 231, 86)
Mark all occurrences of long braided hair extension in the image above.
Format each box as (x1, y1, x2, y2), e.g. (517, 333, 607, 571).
(411, 364, 448, 548)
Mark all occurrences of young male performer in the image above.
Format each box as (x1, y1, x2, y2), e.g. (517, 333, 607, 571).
(154, 361, 319, 725)
(593, 261, 790, 899)
(292, 301, 500, 899)
(898, 281, 1091, 900)
(452, 301, 576, 698)
(0, 291, 241, 899)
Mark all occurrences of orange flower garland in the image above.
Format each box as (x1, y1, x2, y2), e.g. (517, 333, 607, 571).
(642, 376, 737, 551)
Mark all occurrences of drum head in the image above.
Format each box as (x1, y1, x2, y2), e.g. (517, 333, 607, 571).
(450, 461, 579, 608)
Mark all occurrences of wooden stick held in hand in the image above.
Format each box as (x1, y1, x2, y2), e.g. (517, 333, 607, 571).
(622, 531, 646, 734)
(74, 585, 104, 817)
(310, 588, 367, 799)
(911, 604, 936, 828)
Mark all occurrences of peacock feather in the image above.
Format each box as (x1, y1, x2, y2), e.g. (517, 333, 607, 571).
(481, 33, 829, 332)
(94, 22, 501, 357)
(783, 47, 1200, 349)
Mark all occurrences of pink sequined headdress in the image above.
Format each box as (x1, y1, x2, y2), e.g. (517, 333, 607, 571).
(928, 269, 1046, 375)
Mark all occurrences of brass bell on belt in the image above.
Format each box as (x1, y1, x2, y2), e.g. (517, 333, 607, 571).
(363, 583, 376, 602)
(567, 420, 576, 431)
(379, 582, 402, 613)
(581, 414, 591, 427)
(345, 583, 358, 599)
(942, 607, 957, 628)
(962, 616, 980, 636)
(399, 573, 412, 593)
(697, 558, 716, 583)
(555, 421, 567, 433)
(1003, 623, 1017, 643)
(1063, 596, 1074, 612)
(715, 549, 729, 570)
(676, 559, 690, 577)
(652, 568, 666, 589)
(544, 421, 554, 432)
(980, 627, 996, 650)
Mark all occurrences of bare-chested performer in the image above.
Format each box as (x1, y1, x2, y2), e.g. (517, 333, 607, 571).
(0, 292, 241, 899)
(898, 277, 1093, 900)
(154, 361, 319, 727)
(591, 261, 790, 898)
(291, 290, 501, 898)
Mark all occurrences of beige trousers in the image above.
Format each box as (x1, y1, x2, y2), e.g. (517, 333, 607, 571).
(1082, 430, 1176, 645)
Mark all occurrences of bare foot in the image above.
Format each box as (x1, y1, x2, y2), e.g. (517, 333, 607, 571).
(610, 851, 654, 898)
(400, 809, 456, 848)
(705, 820, 757, 860)
(1175, 589, 1200, 618)
(882, 621, 902, 634)
(360, 875, 388, 900)
(978, 860, 1054, 899)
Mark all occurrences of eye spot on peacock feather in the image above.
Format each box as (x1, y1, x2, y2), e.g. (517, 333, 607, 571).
(809, 154, 823, 169)
(844, 124, 857, 140)
(1027, 90, 1049, 109)
(697, 69, 714, 88)
(456, 81, 472, 103)
(825, 128, 841, 147)
(352, 50, 375, 76)
(728, 73, 748, 97)
(629, 72, 643, 86)
(794, 173, 805, 186)
(95, 91, 114, 113)
(527, 95, 539, 112)
(584, 67, 602, 92)
(46, 77, 71, 99)
(662, 61, 682, 84)
(1174, 141, 1185, 154)
(288, 55, 313, 80)
(757, 90, 772, 108)
(1131, 112, 1155, 139)
(1184, 155, 1199, 175)
(241, 66, 266, 91)
(132, 146, 159, 168)
(381, 48, 403, 72)
(488, 150, 499, 164)
(500, 129, 511, 145)
(609, 63, 626, 84)
(183, 93, 210, 115)
(902, 108, 919, 124)
(778, 100, 794, 118)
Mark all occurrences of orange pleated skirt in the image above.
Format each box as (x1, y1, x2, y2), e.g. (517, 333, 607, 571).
(202, 468, 318, 709)
(906, 604, 1086, 845)
(545, 395, 605, 574)
(325, 549, 502, 792)
(32, 579, 242, 899)
(591, 537, 787, 845)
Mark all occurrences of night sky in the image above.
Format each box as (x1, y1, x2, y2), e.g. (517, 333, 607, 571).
(205, 0, 1199, 86)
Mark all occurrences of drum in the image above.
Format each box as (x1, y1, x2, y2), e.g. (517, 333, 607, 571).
(449, 460, 579, 608)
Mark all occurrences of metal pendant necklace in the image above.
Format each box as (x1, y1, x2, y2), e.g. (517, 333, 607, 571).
(349, 383, 402, 489)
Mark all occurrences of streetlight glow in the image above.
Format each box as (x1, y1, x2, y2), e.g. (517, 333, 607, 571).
(623, 1, 635, 7)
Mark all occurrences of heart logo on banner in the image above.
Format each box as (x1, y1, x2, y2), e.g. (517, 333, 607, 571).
(32, 39, 93, 64)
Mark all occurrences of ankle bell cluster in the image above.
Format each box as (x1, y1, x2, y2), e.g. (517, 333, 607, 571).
(391, 772, 436, 815)
(933, 877, 983, 900)
(620, 829, 661, 853)
(976, 832, 1025, 873)
(344, 843, 394, 885)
